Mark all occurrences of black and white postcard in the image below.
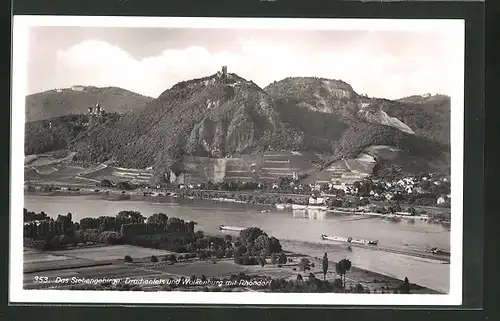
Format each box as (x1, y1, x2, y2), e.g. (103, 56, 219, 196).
(10, 16, 465, 306)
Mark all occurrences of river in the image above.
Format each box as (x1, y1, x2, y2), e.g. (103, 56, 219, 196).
(23, 194, 451, 293)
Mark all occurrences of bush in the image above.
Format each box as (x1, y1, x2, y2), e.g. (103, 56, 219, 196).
(124, 255, 133, 263)
(333, 278, 343, 288)
(354, 283, 365, 293)
(278, 252, 287, 264)
(225, 249, 234, 258)
(299, 258, 311, 271)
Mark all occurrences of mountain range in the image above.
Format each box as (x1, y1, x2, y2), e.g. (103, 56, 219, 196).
(24, 69, 451, 181)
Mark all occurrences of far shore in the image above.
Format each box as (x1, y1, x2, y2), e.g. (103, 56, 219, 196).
(24, 184, 451, 224)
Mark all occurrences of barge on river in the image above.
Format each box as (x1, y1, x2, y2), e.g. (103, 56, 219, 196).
(321, 234, 379, 246)
(219, 225, 245, 232)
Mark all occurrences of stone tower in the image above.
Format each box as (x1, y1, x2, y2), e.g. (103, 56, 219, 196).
(222, 66, 227, 75)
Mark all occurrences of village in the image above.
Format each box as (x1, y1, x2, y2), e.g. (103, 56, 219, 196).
(172, 172, 451, 210)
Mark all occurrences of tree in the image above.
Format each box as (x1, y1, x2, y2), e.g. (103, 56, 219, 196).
(117, 210, 144, 223)
(147, 213, 168, 225)
(150, 255, 158, 263)
(278, 252, 287, 265)
(254, 235, 270, 256)
(322, 253, 329, 281)
(270, 253, 278, 265)
(234, 245, 247, 258)
(100, 179, 114, 187)
(268, 237, 282, 254)
(299, 258, 311, 271)
(335, 259, 352, 288)
(124, 255, 133, 263)
(239, 227, 266, 246)
(197, 251, 207, 260)
(117, 181, 131, 190)
(401, 277, 410, 294)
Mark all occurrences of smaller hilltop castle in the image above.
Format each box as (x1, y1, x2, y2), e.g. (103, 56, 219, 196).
(88, 103, 105, 117)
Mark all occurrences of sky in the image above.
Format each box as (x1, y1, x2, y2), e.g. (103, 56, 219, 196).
(26, 26, 458, 99)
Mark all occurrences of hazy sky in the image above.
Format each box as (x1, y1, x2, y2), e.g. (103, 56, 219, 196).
(27, 26, 457, 99)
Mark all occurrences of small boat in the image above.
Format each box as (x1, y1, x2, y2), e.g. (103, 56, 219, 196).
(321, 234, 378, 246)
(261, 210, 271, 213)
(218, 225, 245, 232)
(430, 247, 450, 256)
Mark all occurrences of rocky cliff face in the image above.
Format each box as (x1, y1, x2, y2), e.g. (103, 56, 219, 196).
(264, 77, 360, 117)
(265, 77, 450, 145)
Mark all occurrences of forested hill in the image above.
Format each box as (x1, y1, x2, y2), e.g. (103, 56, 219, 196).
(265, 78, 451, 146)
(25, 71, 450, 176)
(25, 86, 153, 122)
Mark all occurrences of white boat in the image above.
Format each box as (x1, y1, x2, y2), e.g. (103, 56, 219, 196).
(430, 247, 450, 256)
(291, 204, 327, 211)
(218, 225, 245, 232)
(321, 234, 349, 243)
(321, 234, 378, 246)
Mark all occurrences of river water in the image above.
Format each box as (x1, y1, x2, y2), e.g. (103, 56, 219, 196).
(23, 194, 450, 293)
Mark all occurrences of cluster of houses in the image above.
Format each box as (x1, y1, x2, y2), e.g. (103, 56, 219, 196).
(304, 173, 451, 205)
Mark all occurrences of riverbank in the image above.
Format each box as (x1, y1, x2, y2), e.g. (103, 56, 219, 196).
(24, 184, 450, 223)
(23, 243, 441, 294)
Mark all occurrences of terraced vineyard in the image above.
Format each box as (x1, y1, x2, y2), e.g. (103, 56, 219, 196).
(180, 151, 322, 184)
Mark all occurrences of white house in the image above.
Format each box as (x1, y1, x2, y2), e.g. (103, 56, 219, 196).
(309, 197, 325, 205)
(71, 85, 84, 91)
(437, 196, 446, 205)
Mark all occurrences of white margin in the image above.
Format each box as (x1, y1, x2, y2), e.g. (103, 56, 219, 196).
(10, 16, 465, 306)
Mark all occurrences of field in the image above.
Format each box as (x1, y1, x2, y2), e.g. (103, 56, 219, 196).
(24, 247, 111, 274)
(23, 244, 439, 293)
(50, 245, 175, 261)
